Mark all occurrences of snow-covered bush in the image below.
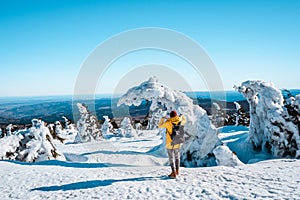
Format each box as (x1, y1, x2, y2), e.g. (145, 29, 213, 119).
(75, 103, 102, 143)
(118, 117, 138, 138)
(0, 119, 62, 162)
(101, 116, 115, 139)
(236, 80, 300, 158)
(118, 77, 222, 167)
(0, 134, 23, 159)
(16, 119, 62, 162)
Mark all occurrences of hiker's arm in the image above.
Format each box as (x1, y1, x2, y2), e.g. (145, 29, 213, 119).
(158, 118, 167, 128)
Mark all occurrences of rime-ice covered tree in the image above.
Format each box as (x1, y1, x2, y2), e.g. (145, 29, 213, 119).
(0, 134, 23, 159)
(0, 119, 64, 162)
(118, 77, 230, 167)
(210, 102, 228, 127)
(101, 116, 114, 139)
(14, 119, 61, 162)
(134, 122, 142, 130)
(75, 103, 102, 143)
(233, 102, 249, 126)
(6, 124, 13, 136)
(236, 80, 300, 158)
(62, 116, 70, 129)
(118, 117, 138, 138)
(147, 109, 167, 130)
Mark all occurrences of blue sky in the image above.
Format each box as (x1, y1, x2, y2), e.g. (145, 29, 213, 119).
(0, 0, 299, 96)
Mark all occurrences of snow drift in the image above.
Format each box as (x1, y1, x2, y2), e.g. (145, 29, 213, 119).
(117, 77, 231, 167)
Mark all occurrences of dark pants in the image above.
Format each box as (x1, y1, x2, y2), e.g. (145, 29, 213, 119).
(167, 148, 180, 172)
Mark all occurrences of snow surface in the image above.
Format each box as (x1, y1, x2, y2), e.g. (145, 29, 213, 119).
(1, 129, 300, 199)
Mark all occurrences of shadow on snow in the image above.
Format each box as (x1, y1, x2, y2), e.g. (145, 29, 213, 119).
(1, 160, 130, 168)
(30, 176, 171, 192)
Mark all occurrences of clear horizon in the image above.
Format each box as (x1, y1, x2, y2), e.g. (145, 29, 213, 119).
(1, 1, 299, 96)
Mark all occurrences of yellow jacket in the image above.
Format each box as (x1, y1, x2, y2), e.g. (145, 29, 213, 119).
(158, 115, 186, 149)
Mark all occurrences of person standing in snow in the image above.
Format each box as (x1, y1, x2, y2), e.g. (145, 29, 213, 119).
(158, 110, 186, 178)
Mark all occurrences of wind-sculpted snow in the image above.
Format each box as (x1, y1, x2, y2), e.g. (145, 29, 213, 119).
(237, 80, 300, 158)
(118, 77, 228, 167)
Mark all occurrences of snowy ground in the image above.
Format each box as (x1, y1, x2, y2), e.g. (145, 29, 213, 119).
(1, 129, 300, 199)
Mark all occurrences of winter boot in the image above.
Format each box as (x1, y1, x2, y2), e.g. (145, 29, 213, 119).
(168, 171, 176, 179)
(176, 169, 179, 175)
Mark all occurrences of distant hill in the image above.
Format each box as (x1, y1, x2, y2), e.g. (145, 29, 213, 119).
(1, 89, 299, 127)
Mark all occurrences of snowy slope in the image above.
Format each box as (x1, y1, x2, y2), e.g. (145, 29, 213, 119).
(1, 129, 300, 199)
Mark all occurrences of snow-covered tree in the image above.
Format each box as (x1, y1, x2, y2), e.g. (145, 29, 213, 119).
(282, 90, 299, 126)
(15, 119, 62, 162)
(210, 102, 228, 127)
(101, 116, 114, 139)
(54, 121, 63, 133)
(0, 134, 23, 159)
(236, 80, 300, 158)
(75, 103, 102, 143)
(0, 118, 68, 162)
(6, 124, 13, 136)
(118, 117, 138, 138)
(118, 77, 224, 167)
(233, 102, 249, 126)
(134, 122, 142, 130)
(0, 128, 2, 138)
(62, 116, 70, 129)
(147, 109, 167, 130)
